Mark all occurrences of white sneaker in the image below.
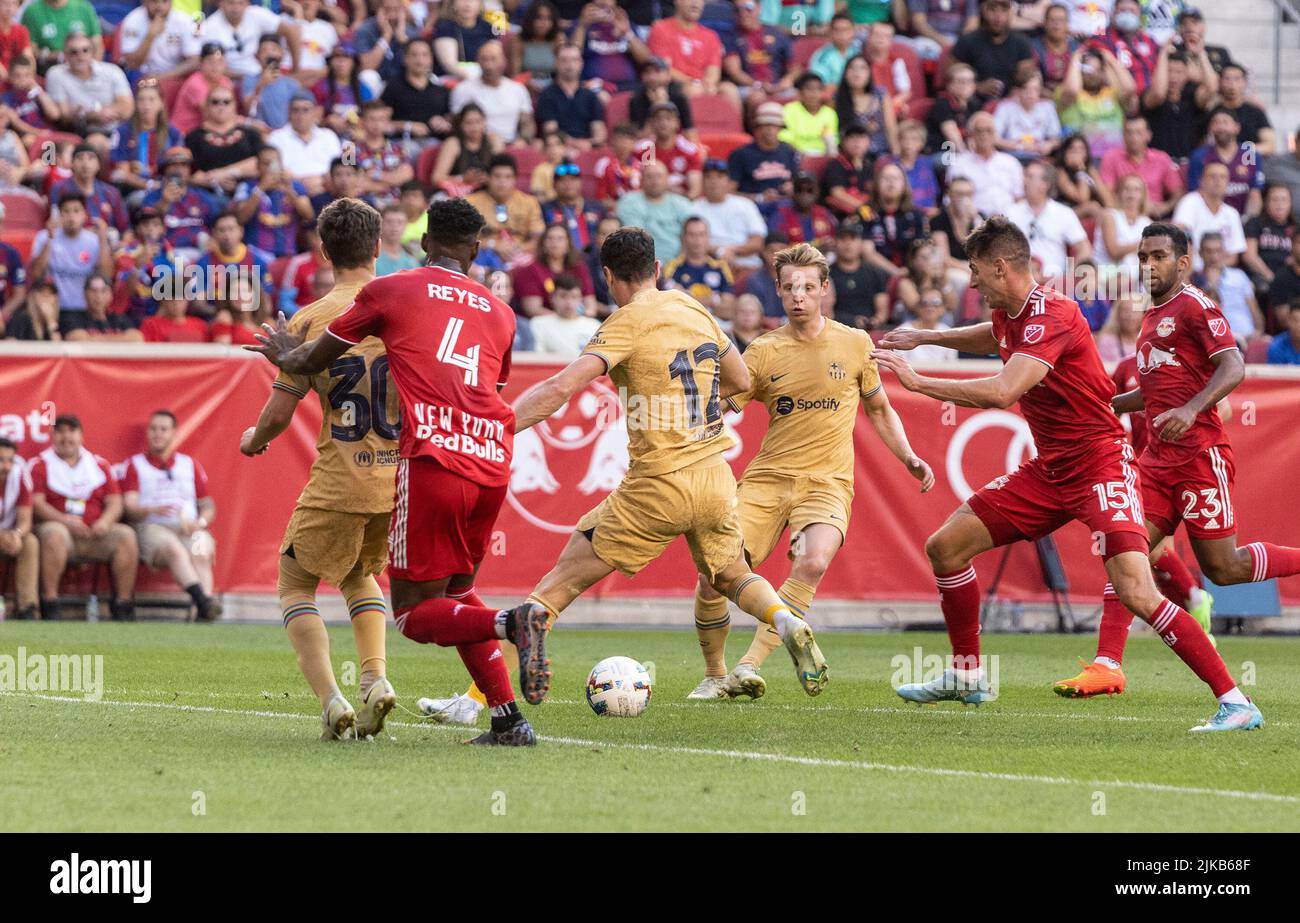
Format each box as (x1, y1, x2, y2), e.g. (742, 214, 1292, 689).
(417, 692, 484, 726)
(686, 676, 731, 700)
(355, 677, 396, 738)
(320, 693, 356, 741)
(723, 663, 767, 699)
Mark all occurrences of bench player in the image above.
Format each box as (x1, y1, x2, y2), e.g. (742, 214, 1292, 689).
(688, 242, 934, 701)
(241, 198, 398, 741)
(875, 217, 1262, 732)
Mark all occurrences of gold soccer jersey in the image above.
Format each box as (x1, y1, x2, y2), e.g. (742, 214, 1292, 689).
(273, 280, 401, 515)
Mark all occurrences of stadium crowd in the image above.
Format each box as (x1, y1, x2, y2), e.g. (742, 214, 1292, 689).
(0, 0, 1299, 364)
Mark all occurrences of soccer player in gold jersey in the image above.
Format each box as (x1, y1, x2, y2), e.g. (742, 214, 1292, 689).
(688, 243, 935, 699)
(239, 199, 400, 740)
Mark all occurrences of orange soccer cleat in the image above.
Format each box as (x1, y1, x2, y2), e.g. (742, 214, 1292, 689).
(1053, 659, 1127, 698)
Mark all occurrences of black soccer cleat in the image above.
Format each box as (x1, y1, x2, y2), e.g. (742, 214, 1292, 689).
(464, 719, 538, 747)
(507, 602, 552, 706)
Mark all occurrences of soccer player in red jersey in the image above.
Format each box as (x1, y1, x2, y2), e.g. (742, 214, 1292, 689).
(875, 217, 1261, 732)
(248, 198, 538, 746)
(1054, 224, 1300, 719)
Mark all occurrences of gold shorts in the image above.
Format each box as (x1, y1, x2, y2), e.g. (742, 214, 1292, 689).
(36, 520, 135, 562)
(576, 456, 744, 581)
(135, 523, 215, 567)
(735, 471, 853, 566)
(280, 506, 390, 587)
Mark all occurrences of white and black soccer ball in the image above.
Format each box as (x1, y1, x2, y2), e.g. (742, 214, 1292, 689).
(585, 656, 652, 717)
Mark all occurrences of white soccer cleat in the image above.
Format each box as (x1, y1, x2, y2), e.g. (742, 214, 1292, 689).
(724, 662, 767, 700)
(355, 677, 396, 738)
(417, 692, 484, 727)
(782, 618, 829, 696)
(320, 693, 356, 741)
(686, 675, 731, 700)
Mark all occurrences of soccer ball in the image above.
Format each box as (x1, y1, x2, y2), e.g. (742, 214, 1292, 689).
(585, 656, 652, 717)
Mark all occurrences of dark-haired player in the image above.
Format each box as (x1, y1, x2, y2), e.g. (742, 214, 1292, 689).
(398, 226, 831, 708)
(248, 197, 535, 747)
(1054, 224, 1300, 716)
(876, 217, 1261, 732)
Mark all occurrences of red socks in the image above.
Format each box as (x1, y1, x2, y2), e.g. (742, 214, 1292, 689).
(456, 640, 515, 708)
(1095, 582, 1135, 664)
(1246, 542, 1300, 581)
(1152, 546, 1196, 608)
(1147, 599, 1235, 697)
(395, 597, 500, 646)
(936, 566, 981, 666)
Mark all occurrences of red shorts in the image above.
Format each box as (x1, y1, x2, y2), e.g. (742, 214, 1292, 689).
(1140, 445, 1237, 540)
(968, 441, 1149, 559)
(387, 457, 507, 583)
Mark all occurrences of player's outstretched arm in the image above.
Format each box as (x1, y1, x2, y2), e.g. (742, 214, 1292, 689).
(874, 351, 1049, 409)
(513, 354, 608, 433)
(1112, 386, 1145, 415)
(862, 386, 935, 492)
(1151, 347, 1245, 442)
(878, 322, 998, 356)
(245, 313, 349, 376)
(240, 388, 302, 457)
(718, 344, 752, 400)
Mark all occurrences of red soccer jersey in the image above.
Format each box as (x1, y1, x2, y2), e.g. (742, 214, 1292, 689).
(992, 285, 1126, 475)
(1134, 283, 1238, 468)
(633, 136, 703, 195)
(594, 153, 642, 203)
(327, 265, 516, 487)
(29, 450, 120, 526)
(1111, 353, 1147, 456)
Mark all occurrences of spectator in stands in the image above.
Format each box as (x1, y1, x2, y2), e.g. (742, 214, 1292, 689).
(574, 0, 644, 93)
(1094, 293, 1142, 363)
(537, 43, 607, 148)
(315, 44, 373, 137)
(1263, 129, 1300, 216)
(723, 0, 795, 106)
(4, 279, 60, 340)
(1095, 173, 1152, 286)
(947, 111, 1024, 218)
(172, 43, 234, 137)
(513, 222, 596, 317)
(0, 201, 26, 325)
(773, 171, 837, 249)
(729, 293, 765, 350)
(1173, 161, 1245, 271)
(1195, 231, 1262, 342)
(1140, 41, 1216, 163)
(65, 273, 141, 341)
(692, 158, 767, 269)
(0, 106, 32, 189)
(1030, 2, 1077, 91)
(30, 193, 113, 333)
(450, 40, 535, 145)
(648, 0, 726, 99)
(758, 0, 834, 34)
(926, 61, 980, 154)
(1172, 7, 1230, 77)
(542, 161, 605, 252)
(20, 0, 101, 70)
(186, 87, 263, 195)
(118, 0, 201, 80)
(1086, 0, 1157, 95)
(907, 0, 979, 60)
(45, 33, 132, 136)
(930, 175, 982, 271)
(113, 206, 170, 320)
(835, 55, 898, 160)
(280, 222, 323, 313)
(121, 409, 220, 621)
(141, 297, 209, 342)
(861, 160, 928, 275)
(634, 101, 704, 198)
(353, 100, 413, 203)
(1267, 236, 1300, 322)
(109, 79, 183, 207)
(311, 156, 369, 216)
(592, 121, 642, 208)
(744, 230, 788, 319)
(953, 0, 1035, 102)
(433, 0, 498, 81)
(530, 130, 569, 201)
(142, 147, 220, 258)
(199, 0, 302, 80)
(0, 436, 36, 620)
(780, 73, 838, 157)
(822, 124, 874, 219)
(380, 38, 452, 144)
(268, 94, 342, 197)
(354, 0, 422, 86)
(728, 101, 798, 221)
(1267, 303, 1300, 364)
(664, 216, 736, 320)
(241, 34, 301, 130)
(863, 21, 913, 116)
(1243, 183, 1296, 291)
(1098, 114, 1181, 219)
(511, 0, 562, 90)
(0, 0, 31, 80)
(887, 120, 940, 216)
(376, 203, 419, 276)
(1007, 159, 1092, 280)
(528, 273, 601, 355)
(31, 415, 137, 622)
(289, 0, 338, 84)
(1052, 132, 1109, 221)
(993, 70, 1061, 161)
(896, 238, 960, 323)
(397, 180, 429, 251)
(196, 210, 274, 308)
(629, 56, 695, 134)
(586, 214, 620, 317)
(807, 12, 861, 89)
(616, 158, 693, 263)
(431, 102, 499, 196)
(900, 286, 961, 363)
(1058, 45, 1135, 160)
(233, 147, 314, 259)
(1188, 108, 1263, 218)
(51, 144, 129, 235)
(829, 221, 889, 330)
(467, 154, 545, 259)
(2, 54, 57, 139)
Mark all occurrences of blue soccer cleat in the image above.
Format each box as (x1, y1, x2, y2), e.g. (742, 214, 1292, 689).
(1189, 700, 1264, 733)
(895, 669, 996, 706)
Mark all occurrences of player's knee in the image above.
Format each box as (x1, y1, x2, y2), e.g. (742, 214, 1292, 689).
(696, 573, 722, 601)
(791, 551, 831, 584)
(1111, 571, 1160, 618)
(924, 530, 960, 573)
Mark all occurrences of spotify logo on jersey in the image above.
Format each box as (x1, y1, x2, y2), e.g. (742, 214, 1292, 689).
(775, 396, 795, 416)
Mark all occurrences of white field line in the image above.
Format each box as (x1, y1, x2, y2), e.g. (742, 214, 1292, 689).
(4, 691, 1297, 806)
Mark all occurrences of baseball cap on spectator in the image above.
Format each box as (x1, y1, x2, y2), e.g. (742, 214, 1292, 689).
(793, 171, 818, 188)
(1176, 6, 1204, 23)
(649, 101, 679, 118)
(754, 102, 785, 127)
(703, 158, 728, 173)
(160, 147, 194, 168)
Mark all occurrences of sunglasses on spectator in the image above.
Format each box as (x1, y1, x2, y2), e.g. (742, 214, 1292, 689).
(555, 163, 580, 177)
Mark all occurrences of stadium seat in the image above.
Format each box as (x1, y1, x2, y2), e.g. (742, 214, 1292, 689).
(507, 144, 545, 192)
(691, 94, 743, 134)
(158, 75, 185, 113)
(0, 193, 48, 229)
(1244, 336, 1273, 363)
(932, 46, 955, 92)
(415, 143, 442, 186)
(906, 96, 934, 123)
(605, 90, 633, 129)
(799, 155, 831, 182)
(25, 130, 83, 163)
(892, 41, 925, 101)
(3, 227, 40, 262)
(792, 36, 823, 71)
(576, 146, 610, 200)
(698, 132, 751, 161)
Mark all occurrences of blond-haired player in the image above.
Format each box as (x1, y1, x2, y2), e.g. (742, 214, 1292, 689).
(240, 198, 399, 741)
(398, 227, 831, 708)
(688, 242, 935, 699)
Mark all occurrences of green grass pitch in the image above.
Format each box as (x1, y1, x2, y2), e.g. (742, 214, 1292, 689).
(2, 621, 1297, 832)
